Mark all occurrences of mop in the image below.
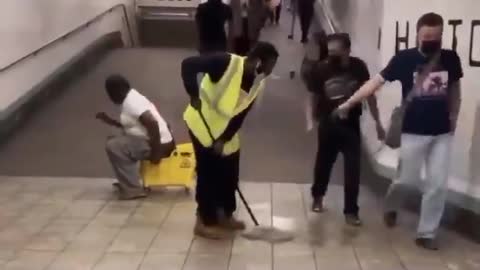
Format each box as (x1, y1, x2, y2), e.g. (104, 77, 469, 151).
(196, 109, 294, 243)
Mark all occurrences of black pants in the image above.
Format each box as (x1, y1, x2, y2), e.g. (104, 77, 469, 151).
(198, 39, 227, 55)
(269, 5, 282, 24)
(311, 118, 361, 215)
(234, 17, 250, 56)
(189, 131, 240, 225)
(298, 4, 313, 40)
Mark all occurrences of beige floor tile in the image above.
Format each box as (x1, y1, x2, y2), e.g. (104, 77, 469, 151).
(14, 214, 54, 236)
(189, 237, 233, 255)
(47, 250, 103, 270)
(139, 253, 186, 270)
(25, 222, 86, 251)
(60, 201, 106, 219)
(274, 254, 316, 270)
(92, 252, 144, 270)
(273, 240, 313, 256)
(231, 237, 271, 256)
(0, 226, 35, 249)
(89, 212, 132, 228)
(183, 253, 229, 270)
(229, 253, 272, 270)
(22, 203, 66, 219)
(149, 229, 194, 253)
(75, 188, 115, 202)
(67, 225, 120, 251)
(126, 205, 170, 227)
(0, 250, 16, 265)
(108, 226, 158, 253)
(4, 250, 58, 270)
(314, 254, 361, 270)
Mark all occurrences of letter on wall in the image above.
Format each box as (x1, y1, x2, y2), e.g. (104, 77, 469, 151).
(395, 21, 409, 54)
(470, 20, 480, 67)
(449, 20, 463, 52)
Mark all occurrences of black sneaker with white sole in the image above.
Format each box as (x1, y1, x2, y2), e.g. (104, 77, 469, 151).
(345, 214, 362, 227)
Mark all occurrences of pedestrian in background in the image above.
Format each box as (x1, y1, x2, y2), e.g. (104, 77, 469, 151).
(196, 0, 233, 54)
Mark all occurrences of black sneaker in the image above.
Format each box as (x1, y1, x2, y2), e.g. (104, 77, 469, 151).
(311, 197, 324, 213)
(384, 211, 397, 228)
(415, 237, 439, 250)
(345, 214, 362, 227)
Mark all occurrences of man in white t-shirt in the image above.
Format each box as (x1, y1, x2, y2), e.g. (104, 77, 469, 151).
(96, 75, 174, 200)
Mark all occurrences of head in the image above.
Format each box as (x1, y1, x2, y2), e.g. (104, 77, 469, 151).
(104, 74, 131, 105)
(416, 12, 444, 56)
(246, 41, 279, 76)
(326, 33, 351, 67)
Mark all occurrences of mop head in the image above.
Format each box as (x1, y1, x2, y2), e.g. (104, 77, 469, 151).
(241, 226, 294, 243)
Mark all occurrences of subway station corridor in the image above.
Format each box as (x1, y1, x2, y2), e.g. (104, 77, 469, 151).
(1, 0, 480, 269)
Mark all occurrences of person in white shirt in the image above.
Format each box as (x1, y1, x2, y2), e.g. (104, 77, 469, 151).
(96, 75, 174, 200)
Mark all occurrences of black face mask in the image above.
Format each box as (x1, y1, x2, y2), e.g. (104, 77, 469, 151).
(328, 55, 343, 69)
(421, 40, 441, 55)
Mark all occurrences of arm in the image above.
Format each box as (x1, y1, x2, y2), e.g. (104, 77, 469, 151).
(341, 74, 385, 110)
(138, 111, 162, 164)
(217, 102, 254, 142)
(339, 54, 402, 113)
(96, 112, 122, 129)
(449, 81, 462, 132)
(366, 95, 381, 123)
(181, 54, 230, 100)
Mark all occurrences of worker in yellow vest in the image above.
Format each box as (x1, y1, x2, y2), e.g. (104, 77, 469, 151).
(181, 42, 279, 239)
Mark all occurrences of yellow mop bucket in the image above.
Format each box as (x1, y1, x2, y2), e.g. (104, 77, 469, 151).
(140, 143, 196, 192)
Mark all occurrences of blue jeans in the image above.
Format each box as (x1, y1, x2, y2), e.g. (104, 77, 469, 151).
(385, 133, 452, 239)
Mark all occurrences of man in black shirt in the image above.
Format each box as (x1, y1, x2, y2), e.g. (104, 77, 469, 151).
(335, 13, 463, 250)
(195, 0, 232, 54)
(308, 33, 384, 226)
(181, 42, 279, 239)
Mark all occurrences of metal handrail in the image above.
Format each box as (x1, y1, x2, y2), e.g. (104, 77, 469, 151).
(0, 3, 134, 72)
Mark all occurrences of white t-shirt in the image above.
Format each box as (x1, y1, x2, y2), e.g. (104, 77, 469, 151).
(120, 89, 173, 144)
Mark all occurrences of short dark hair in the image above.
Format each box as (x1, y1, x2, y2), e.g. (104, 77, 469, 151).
(248, 41, 279, 62)
(105, 74, 130, 104)
(416, 12, 444, 32)
(327, 33, 351, 50)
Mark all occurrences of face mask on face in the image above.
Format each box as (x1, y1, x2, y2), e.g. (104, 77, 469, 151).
(421, 40, 441, 55)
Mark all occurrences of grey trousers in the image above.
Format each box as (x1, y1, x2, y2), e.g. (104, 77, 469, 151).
(105, 135, 151, 190)
(385, 133, 452, 239)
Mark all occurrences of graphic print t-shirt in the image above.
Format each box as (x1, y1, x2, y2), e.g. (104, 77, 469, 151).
(309, 56, 370, 121)
(380, 48, 463, 135)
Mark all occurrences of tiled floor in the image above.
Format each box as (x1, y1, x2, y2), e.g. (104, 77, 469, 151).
(0, 177, 479, 270)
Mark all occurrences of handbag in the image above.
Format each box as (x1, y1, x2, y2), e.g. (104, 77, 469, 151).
(385, 53, 440, 148)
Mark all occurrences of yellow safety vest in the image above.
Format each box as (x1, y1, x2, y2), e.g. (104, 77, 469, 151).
(183, 54, 265, 156)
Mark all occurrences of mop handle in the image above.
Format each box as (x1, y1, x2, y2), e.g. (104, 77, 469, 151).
(196, 108, 260, 226)
(197, 109, 215, 140)
(236, 186, 260, 226)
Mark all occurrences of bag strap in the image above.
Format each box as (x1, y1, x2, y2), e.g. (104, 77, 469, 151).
(403, 52, 440, 105)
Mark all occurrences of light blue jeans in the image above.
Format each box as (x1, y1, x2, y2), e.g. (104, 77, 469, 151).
(385, 133, 452, 239)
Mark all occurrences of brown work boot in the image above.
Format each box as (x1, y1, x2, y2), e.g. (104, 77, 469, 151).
(219, 216, 246, 231)
(194, 218, 230, 240)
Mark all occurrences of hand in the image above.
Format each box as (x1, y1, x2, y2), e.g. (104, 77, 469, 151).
(450, 118, 457, 134)
(332, 103, 350, 120)
(96, 112, 109, 122)
(212, 140, 225, 155)
(149, 145, 163, 165)
(191, 98, 202, 111)
(376, 121, 386, 141)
